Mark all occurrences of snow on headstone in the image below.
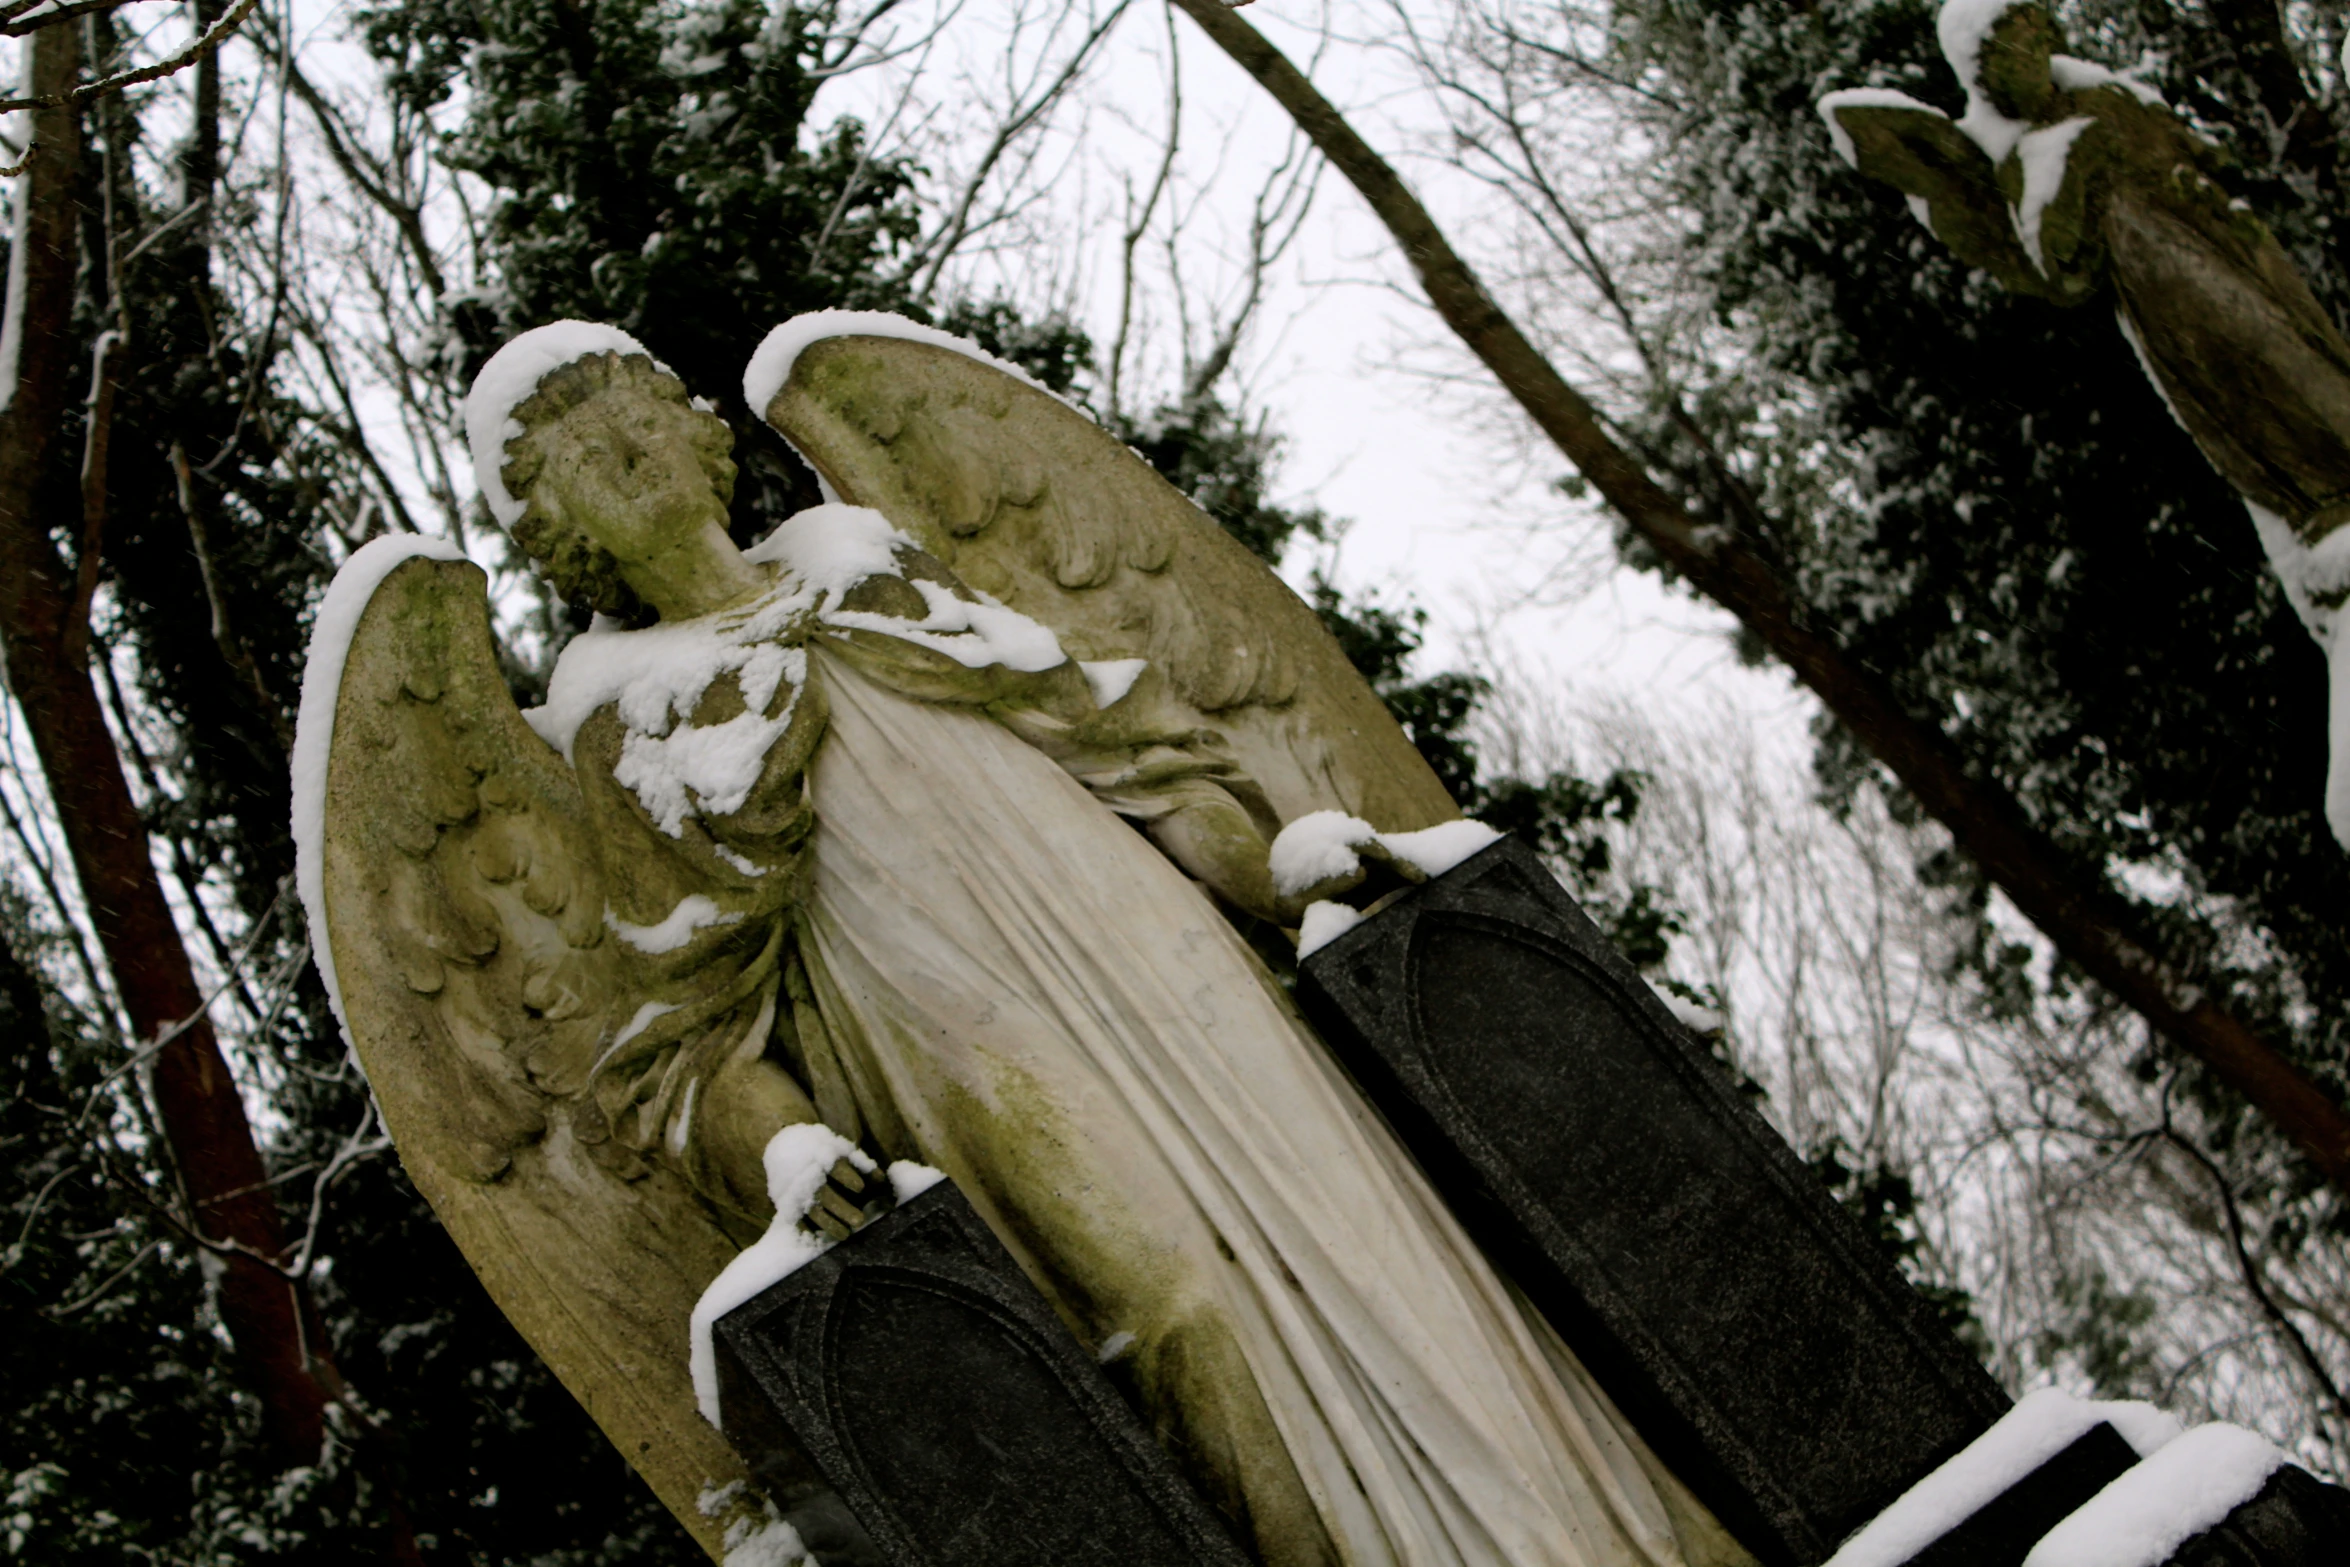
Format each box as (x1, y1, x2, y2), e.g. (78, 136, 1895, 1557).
(2021, 1423, 2284, 1567)
(689, 1123, 876, 1426)
(1820, 1387, 2184, 1567)
(1376, 820, 1502, 879)
(1297, 901, 1365, 959)
(886, 1159, 946, 1204)
(1270, 812, 1501, 903)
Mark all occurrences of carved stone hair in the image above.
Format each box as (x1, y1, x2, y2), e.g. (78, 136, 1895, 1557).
(500, 351, 739, 619)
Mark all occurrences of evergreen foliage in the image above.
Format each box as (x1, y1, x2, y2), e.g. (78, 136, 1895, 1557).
(365, 0, 930, 542)
(1607, 0, 2350, 1174)
(1804, 1138, 1988, 1356)
(1579, 0, 2350, 1399)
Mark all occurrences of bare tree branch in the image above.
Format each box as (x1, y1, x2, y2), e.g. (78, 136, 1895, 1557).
(908, 0, 1137, 297)
(0, 0, 255, 118)
(1168, 0, 2350, 1192)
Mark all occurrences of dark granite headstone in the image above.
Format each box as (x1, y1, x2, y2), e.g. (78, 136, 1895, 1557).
(1900, 1423, 2139, 1567)
(712, 1180, 1253, 1567)
(2163, 1464, 2350, 1566)
(1296, 836, 2010, 1566)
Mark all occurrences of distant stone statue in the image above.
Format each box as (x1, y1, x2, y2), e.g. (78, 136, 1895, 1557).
(1821, 0, 2350, 841)
(295, 318, 1751, 1566)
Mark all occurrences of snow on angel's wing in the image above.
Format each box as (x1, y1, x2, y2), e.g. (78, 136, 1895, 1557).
(297, 543, 766, 1557)
(750, 323, 1461, 834)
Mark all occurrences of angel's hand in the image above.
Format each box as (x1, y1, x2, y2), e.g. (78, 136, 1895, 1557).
(756, 1124, 904, 1250)
(1145, 795, 1286, 925)
(1268, 813, 1504, 926)
(798, 1157, 895, 1243)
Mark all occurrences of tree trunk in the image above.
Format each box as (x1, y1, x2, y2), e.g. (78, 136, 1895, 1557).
(1168, 0, 2350, 1191)
(0, 18, 336, 1461)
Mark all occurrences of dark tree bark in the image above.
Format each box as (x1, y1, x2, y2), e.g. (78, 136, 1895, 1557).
(1168, 0, 2350, 1191)
(0, 21, 429, 1562)
(0, 16, 355, 1476)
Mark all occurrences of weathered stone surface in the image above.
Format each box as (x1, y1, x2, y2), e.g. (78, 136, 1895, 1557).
(1822, 3, 2350, 552)
(1901, 1423, 2138, 1567)
(762, 331, 1461, 837)
(2165, 1464, 2350, 1566)
(712, 1179, 1255, 1567)
(1296, 836, 2010, 1566)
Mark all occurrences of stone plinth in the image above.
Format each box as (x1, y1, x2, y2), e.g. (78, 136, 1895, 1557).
(711, 1180, 1252, 1567)
(1297, 837, 2010, 1565)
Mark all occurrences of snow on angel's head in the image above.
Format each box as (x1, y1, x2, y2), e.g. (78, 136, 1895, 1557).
(466, 320, 665, 523)
(466, 322, 738, 619)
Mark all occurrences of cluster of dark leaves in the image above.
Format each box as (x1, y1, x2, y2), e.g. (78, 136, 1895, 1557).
(1805, 1138, 1990, 1357)
(1594, 0, 2350, 1379)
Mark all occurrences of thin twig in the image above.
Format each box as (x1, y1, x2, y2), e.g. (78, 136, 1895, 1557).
(2159, 1115, 2350, 1430)
(1108, 1, 1181, 423)
(91, 651, 264, 1023)
(908, 0, 1136, 297)
(0, 0, 132, 40)
(0, 0, 255, 115)
(170, 442, 292, 750)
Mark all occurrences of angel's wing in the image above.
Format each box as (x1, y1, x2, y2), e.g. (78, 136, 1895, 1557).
(1820, 94, 2057, 298)
(756, 332, 1460, 834)
(308, 552, 764, 1558)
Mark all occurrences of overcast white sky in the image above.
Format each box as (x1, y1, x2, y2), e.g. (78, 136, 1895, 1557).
(261, 0, 1813, 759)
(846, 0, 1812, 756)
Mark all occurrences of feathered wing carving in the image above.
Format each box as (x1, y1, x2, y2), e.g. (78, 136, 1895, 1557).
(758, 334, 1460, 833)
(314, 556, 757, 1557)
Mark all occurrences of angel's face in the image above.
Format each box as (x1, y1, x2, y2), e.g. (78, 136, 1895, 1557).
(522, 386, 738, 572)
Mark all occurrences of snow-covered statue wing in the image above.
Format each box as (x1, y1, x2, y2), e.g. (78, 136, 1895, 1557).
(295, 540, 759, 1557)
(746, 316, 1461, 834)
(1823, 1, 2350, 845)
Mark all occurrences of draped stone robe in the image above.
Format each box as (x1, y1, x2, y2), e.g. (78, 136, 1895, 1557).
(566, 554, 1752, 1567)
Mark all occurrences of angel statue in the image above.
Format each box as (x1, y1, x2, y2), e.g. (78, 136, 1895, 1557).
(294, 316, 1753, 1567)
(1820, 0, 2350, 843)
